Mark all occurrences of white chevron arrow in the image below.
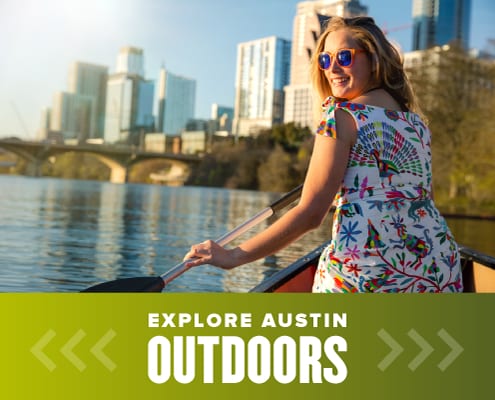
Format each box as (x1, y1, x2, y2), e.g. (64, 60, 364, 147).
(437, 328, 464, 371)
(31, 329, 57, 372)
(408, 329, 434, 371)
(377, 328, 404, 371)
(60, 329, 87, 372)
(90, 329, 117, 371)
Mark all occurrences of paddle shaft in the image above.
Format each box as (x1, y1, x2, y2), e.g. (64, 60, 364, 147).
(81, 184, 303, 292)
(159, 184, 303, 287)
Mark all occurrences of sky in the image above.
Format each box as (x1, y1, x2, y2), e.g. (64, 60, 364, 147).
(0, 0, 493, 140)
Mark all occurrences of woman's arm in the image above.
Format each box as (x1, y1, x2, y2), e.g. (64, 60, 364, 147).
(183, 109, 356, 270)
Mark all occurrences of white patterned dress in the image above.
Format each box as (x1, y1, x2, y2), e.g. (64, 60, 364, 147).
(312, 97, 463, 293)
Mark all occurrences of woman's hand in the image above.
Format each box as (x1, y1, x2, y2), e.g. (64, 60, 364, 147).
(183, 240, 238, 270)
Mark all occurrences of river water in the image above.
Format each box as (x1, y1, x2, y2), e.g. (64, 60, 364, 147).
(0, 175, 493, 292)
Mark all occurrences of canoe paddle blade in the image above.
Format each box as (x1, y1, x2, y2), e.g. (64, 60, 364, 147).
(81, 276, 165, 292)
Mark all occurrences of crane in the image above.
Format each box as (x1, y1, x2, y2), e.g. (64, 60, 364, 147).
(10, 101, 31, 139)
(381, 23, 413, 36)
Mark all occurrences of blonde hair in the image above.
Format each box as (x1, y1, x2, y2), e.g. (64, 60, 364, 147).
(311, 16, 420, 114)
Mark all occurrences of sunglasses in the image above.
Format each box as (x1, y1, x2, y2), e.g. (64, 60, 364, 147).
(318, 48, 366, 70)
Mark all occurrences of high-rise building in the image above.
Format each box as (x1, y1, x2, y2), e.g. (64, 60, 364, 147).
(233, 36, 291, 137)
(104, 47, 155, 144)
(211, 103, 234, 134)
(50, 91, 93, 142)
(156, 67, 196, 136)
(45, 61, 108, 143)
(103, 75, 132, 143)
(103, 74, 155, 144)
(412, 0, 471, 51)
(284, 0, 367, 129)
(116, 46, 145, 77)
(135, 80, 155, 129)
(68, 62, 108, 139)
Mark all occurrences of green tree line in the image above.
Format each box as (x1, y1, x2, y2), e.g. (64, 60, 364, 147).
(406, 45, 495, 213)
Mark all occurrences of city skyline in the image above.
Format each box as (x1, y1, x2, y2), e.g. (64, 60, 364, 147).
(1, 0, 493, 140)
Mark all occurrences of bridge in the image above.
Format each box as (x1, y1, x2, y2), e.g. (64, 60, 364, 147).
(0, 138, 202, 184)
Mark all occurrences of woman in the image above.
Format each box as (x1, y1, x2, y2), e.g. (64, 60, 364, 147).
(184, 16, 463, 293)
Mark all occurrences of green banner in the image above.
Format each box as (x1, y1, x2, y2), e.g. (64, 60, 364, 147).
(1, 294, 493, 399)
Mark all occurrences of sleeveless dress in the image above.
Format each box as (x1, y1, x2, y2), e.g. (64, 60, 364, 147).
(312, 97, 463, 293)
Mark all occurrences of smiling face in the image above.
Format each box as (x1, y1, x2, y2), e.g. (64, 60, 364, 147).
(322, 28, 372, 101)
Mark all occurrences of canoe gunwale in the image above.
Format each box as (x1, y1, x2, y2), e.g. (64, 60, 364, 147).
(249, 242, 328, 293)
(251, 243, 495, 293)
(458, 246, 495, 269)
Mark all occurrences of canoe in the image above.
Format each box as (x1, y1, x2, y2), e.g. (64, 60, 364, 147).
(250, 242, 495, 293)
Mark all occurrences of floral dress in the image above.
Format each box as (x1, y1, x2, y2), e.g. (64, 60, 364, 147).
(312, 97, 463, 293)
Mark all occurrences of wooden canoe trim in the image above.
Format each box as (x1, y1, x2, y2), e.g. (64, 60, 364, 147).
(460, 246, 495, 293)
(250, 243, 327, 293)
(251, 243, 495, 293)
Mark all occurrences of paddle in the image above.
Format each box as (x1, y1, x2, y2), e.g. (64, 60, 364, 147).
(81, 184, 303, 292)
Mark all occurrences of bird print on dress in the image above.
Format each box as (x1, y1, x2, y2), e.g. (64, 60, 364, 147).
(349, 122, 423, 186)
(311, 98, 463, 293)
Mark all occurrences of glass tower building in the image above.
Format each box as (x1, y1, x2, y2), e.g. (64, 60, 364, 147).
(68, 62, 108, 139)
(233, 36, 291, 137)
(116, 46, 145, 77)
(412, 0, 471, 51)
(104, 47, 155, 144)
(156, 67, 196, 136)
(103, 74, 155, 144)
(50, 91, 93, 142)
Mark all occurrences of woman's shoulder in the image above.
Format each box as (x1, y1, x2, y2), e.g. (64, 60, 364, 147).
(320, 96, 428, 133)
(322, 96, 376, 115)
(322, 96, 380, 110)
(322, 96, 420, 118)
(321, 96, 364, 113)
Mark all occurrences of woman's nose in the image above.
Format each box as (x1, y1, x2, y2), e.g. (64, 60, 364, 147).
(329, 57, 342, 72)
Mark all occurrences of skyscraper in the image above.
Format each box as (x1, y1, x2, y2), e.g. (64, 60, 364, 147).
(50, 91, 93, 142)
(68, 62, 108, 139)
(103, 74, 155, 144)
(45, 61, 108, 143)
(233, 36, 291, 137)
(104, 47, 155, 144)
(156, 67, 196, 136)
(211, 103, 234, 134)
(412, 0, 471, 51)
(116, 46, 145, 77)
(284, 0, 368, 129)
(135, 80, 155, 129)
(104, 75, 134, 143)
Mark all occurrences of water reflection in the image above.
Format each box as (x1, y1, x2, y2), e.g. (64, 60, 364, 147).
(37, 179, 105, 289)
(446, 217, 495, 257)
(0, 175, 492, 292)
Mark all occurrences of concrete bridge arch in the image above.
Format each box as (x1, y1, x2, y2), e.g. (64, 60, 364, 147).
(0, 139, 200, 184)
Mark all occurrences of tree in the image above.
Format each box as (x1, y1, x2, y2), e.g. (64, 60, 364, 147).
(258, 122, 312, 152)
(257, 145, 300, 192)
(41, 153, 110, 181)
(406, 44, 495, 212)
